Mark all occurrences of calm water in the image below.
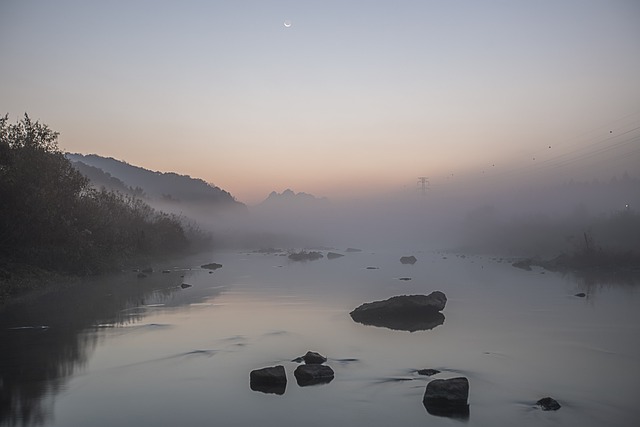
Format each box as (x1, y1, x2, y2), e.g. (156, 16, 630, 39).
(1, 250, 639, 427)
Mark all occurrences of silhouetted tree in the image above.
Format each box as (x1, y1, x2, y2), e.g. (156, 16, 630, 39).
(0, 114, 195, 280)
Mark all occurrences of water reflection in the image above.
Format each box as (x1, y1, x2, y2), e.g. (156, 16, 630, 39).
(250, 382, 287, 395)
(423, 400, 470, 420)
(351, 311, 445, 332)
(0, 270, 221, 426)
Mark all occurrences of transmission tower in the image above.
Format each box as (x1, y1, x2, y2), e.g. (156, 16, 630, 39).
(417, 176, 429, 196)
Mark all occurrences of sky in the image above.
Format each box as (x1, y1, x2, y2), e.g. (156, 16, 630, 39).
(1, 0, 639, 204)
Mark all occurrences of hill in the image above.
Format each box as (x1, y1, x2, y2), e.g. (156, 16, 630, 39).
(66, 153, 245, 211)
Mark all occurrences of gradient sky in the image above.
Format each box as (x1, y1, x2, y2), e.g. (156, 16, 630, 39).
(1, 0, 639, 204)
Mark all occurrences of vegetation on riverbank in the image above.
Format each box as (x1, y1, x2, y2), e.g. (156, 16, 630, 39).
(0, 114, 211, 299)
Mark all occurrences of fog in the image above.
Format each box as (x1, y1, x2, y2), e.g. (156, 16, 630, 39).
(161, 169, 639, 258)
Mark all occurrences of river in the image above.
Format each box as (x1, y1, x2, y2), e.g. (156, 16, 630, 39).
(1, 249, 639, 426)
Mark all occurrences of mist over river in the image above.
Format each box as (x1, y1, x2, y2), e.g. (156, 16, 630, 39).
(2, 249, 639, 427)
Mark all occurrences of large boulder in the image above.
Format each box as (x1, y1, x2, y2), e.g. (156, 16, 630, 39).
(294, 364, 334, 386)
(423, 377, 470, 418)
(250, 365, 287, 395)
(350, 292, 447, 332)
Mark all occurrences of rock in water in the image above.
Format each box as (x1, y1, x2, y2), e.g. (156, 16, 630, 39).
(574, 292, 586, 298)
(326, 252, 345, 259)
(201, 263, 222, 270)
(250, 366, 287, 394)
(418, 369, 441, 376)
(345, 248, 362, 252)
(350, 292, 447, 332)
(288, 251, 324, 261)
(302, 351, 327, 364)
(423, 377, 470, 418)
(294, 364, 334, 386)
(536, 397, 561, 411)
(400, 256, 417, 264)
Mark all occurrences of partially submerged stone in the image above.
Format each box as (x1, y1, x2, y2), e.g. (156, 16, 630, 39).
(400, 256, 417, 265)
(201, 262, 222, 270)
(250, 365, 287, 395)
(536, 396, 561, 411)
(288, 251, 324, 261)
(326, 252, 345, 259)
(350, 292, 447, 332)
(417, 369, 440, 376)
(423, 377, 470, 418)
(298, 351, 327, 365)
(180, 283, 192, 289)
(294, 364, 334, 386)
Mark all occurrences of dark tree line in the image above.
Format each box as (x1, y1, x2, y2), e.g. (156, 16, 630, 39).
(0, 114, 199, 277)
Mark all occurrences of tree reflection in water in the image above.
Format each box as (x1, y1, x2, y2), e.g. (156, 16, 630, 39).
(0, 270, 220, 426)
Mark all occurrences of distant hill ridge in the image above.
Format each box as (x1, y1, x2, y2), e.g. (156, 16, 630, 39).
(66, 153, 244, 209)
(260, 189, 329, 206)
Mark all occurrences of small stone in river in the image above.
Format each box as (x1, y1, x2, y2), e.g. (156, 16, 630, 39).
(399, 277, 412, 281)
(302, 351, 327, 364)
(294, 364, 334, 386)
(180, 283, 192, 289)
(418, 369, 440, 376)
(201, 262, 222, 270)
(141, 267, 153, 273)
(366, 266, 379, 270)
(574, 292, 586, 298)
(400, 256, 417, 264)
(536, 396, 561, 411)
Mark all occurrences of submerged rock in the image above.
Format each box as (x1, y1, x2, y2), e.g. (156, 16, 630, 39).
(536, 397, 561, 411)
(136, 273, 147, 279)
(350, 292, 447, 332)
(141, 267, 153, 273)
(288, 251, 324, 261)
(180, 283, 192, 289)
(326, 252, 345, 259)
(201, 262, 222, 270)
(574, 292, 586, 298)
(423, 377, 470, 418)
(400, 256, 417, 265)
(399, 277, 412, 281)
(345, 248, 362, 252)
(250, 365, 287, 394)
(294, 364, 334, 386)
(161, 269, 171, 273)
(418, 369, 441, 376)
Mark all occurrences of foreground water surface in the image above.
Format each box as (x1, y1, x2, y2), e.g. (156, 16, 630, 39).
(1, 249, 639, 426)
